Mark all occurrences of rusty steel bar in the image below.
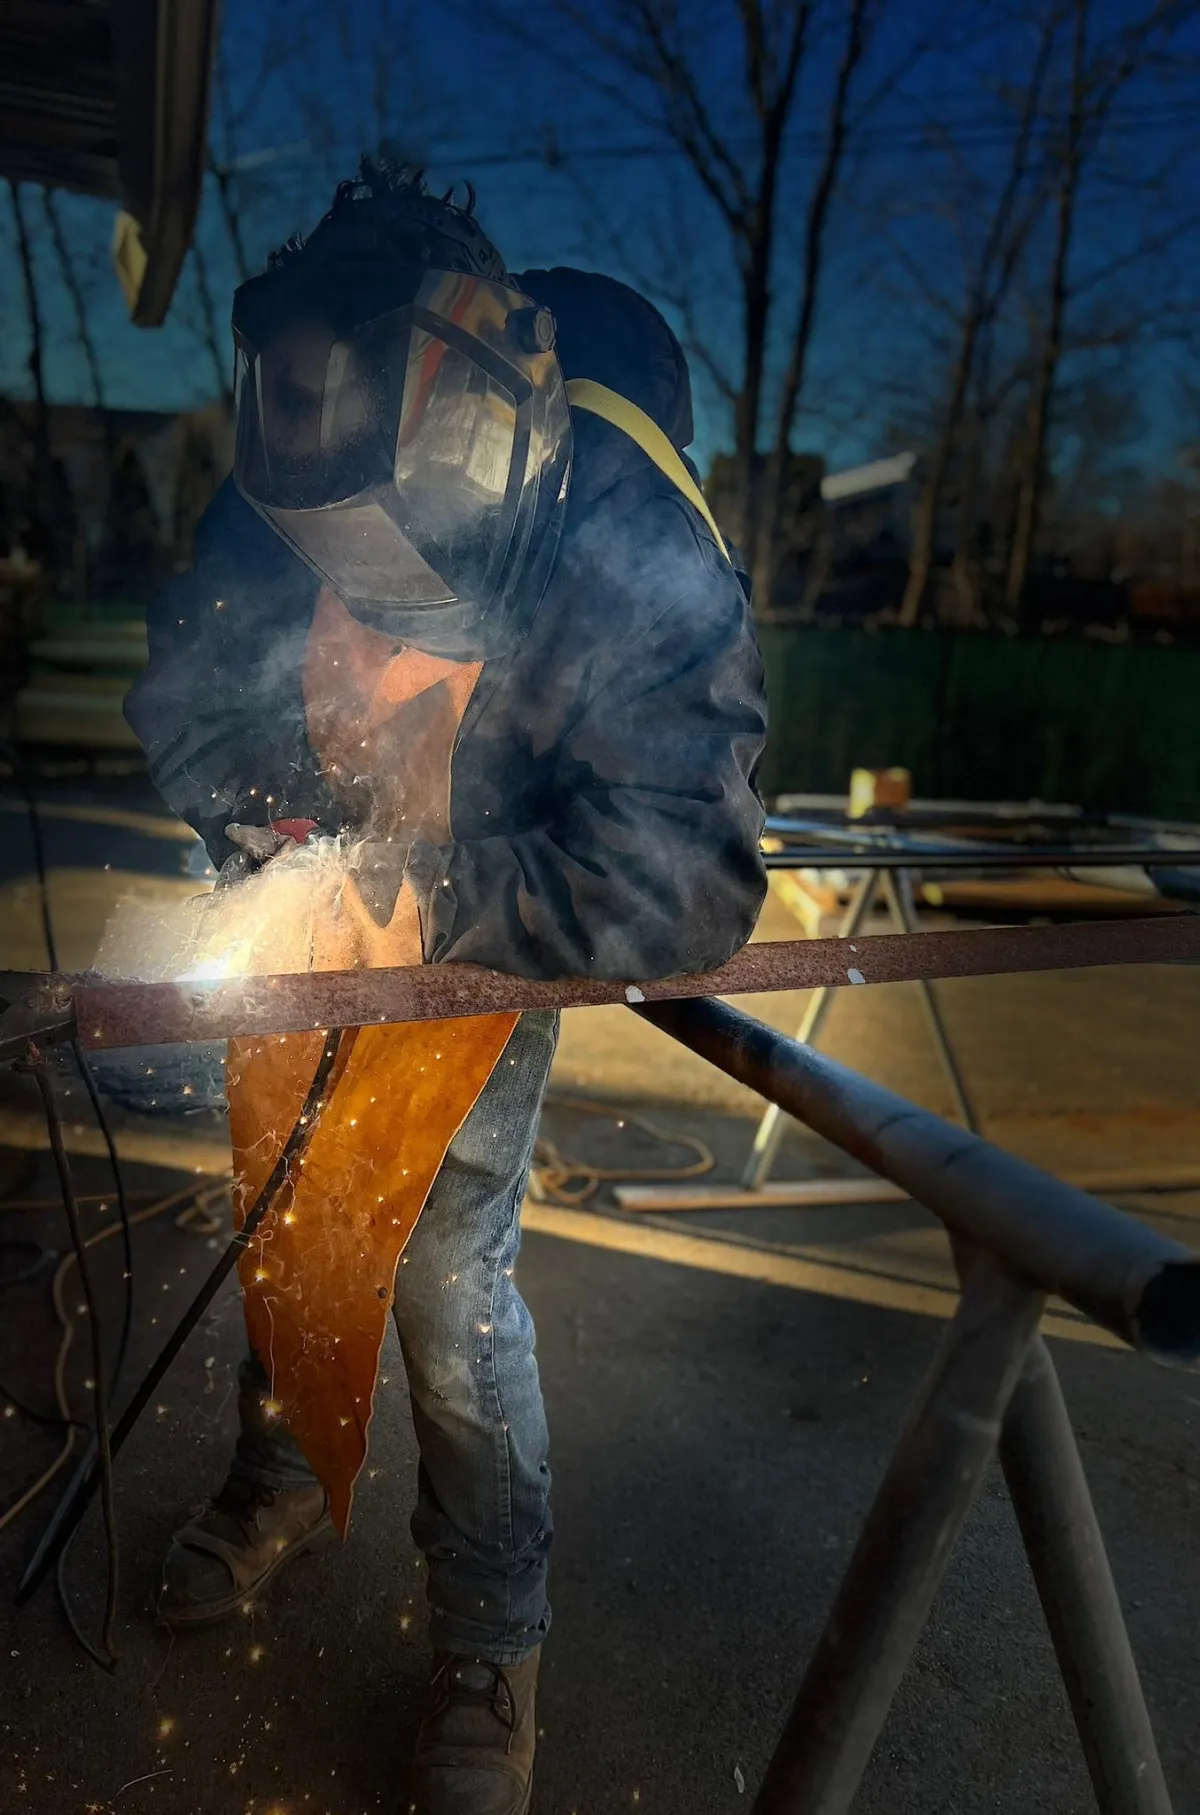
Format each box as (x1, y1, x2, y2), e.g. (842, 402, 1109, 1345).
(635, 996, 1200, 1362)
(752, 1260, 1047, 1815)
(999, 1338, 1173, 1815)
(38, 912, 1200, 1054)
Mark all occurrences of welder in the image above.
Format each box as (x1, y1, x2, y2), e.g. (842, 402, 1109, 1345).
(125, 158, 766, 1815)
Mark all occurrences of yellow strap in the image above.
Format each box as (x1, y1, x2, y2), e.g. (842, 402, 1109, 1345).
(565, 377, 731, 564)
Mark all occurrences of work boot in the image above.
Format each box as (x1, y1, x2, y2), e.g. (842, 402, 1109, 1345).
(408, 1648, 541, 1814)
(157, 1475, 334, 1629)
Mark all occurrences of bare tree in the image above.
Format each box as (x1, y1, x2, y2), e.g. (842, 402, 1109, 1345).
(189, 238, 236, 413)
(472, 0, 928, 611)
(8, 180, 53, 521)
(1004, 0, 1200, 618)
(895, 7, 1064, 627)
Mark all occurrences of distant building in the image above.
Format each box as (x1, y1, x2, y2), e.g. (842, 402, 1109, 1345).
(819, 451, 919, 565)
(705, 446, 922, 617)
(0, 0, 220, 326)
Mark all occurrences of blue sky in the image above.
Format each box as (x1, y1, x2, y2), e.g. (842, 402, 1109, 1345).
(3, 0, 1198, 485)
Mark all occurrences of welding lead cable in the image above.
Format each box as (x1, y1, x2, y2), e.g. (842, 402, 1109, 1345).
(5, 744, 136, 1398)
(8, 747, 142, 1658)
(15, 1027, 345, 1609)
(28, 1058, 121, 1666)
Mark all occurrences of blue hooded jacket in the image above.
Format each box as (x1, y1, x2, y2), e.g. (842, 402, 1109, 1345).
(125, 268, 767, 980)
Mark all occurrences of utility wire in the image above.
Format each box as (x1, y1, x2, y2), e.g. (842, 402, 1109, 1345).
(220, 99, 1200, 183)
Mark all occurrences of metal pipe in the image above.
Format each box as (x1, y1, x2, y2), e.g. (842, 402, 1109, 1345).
(636, 996, 1200, 1362)
(753, 1260, 1046, 1814)
(999, 1338, 1174, 1815)
(742, 874, 878, 1190)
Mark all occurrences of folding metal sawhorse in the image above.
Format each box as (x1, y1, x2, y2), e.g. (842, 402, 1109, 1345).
(742, 864, 981, 1190)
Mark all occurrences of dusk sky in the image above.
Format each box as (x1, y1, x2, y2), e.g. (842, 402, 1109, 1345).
(3, 0, 1198, 486)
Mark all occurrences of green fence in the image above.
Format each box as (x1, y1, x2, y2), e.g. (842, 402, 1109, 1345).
(757, 625, 1200, 821)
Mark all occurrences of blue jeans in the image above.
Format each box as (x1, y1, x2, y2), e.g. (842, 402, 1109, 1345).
(231, 1010, 557, 1665)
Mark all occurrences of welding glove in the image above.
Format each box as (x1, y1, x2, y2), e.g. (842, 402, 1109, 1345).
(215, 821, 304, 889)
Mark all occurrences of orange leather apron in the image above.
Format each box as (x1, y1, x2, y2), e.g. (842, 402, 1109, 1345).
(225, 588, 518, 1534)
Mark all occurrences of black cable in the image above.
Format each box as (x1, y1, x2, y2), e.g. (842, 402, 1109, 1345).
(0, 1382, 85, 1432)
(3, 743, 138, 1660)
(29, 1057, 120, 1668)
(5, 747, 136, 1385)
(16, 1027, 345, 1609)
(70, 1039, 134, 1389)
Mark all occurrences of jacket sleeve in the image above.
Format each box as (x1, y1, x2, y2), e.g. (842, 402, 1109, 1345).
(407, 559, 768, 980)
(124, 480, 334, 864)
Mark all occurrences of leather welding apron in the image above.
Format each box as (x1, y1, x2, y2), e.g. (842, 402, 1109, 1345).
(226, 585, 518, 1535)
(223, 381, 731, 1535)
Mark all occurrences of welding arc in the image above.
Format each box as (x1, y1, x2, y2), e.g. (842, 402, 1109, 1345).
(15, 1028, 344, 1611)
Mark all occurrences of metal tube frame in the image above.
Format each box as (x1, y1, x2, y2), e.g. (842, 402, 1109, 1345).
(8, 911, 1194, 1807)
(742, 862, 978, 1189)
(643, 996, 1187, 1815)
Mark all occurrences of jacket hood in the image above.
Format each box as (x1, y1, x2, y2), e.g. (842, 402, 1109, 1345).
(517, 266, 694, 504)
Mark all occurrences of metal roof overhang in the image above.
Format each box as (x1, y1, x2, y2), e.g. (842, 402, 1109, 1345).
(0, 0, 219, 326)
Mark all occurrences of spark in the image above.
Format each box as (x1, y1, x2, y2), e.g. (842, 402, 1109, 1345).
(157, 1716, 176, 1738)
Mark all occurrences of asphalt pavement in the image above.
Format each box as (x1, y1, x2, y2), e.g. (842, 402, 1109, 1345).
(1, 780, 1199, 1815)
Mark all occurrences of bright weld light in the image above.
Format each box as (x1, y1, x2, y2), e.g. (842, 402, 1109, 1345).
(179, 951, 239, 983)
(263, 1399, 283, 1419)
(157, 1717, 176, 1738)
(248, 1644, 265, 1663)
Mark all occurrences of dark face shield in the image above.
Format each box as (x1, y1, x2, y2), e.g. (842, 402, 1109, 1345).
(232, 269, 572, 656)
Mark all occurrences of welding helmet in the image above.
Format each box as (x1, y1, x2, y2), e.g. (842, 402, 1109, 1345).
(231, 179, 572, 658)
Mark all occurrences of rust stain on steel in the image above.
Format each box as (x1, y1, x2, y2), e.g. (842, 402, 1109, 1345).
(69, 915, 1200, 1052)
